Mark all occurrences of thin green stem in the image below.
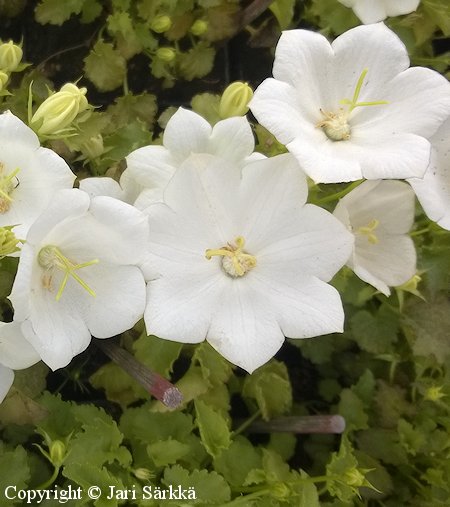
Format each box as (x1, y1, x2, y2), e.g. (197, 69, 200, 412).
(316, 179, 364, 205)
(36, 466, 60, 490)
(233, 409, 262, 436)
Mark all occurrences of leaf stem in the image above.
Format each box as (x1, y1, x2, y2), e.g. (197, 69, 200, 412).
(316, 180, 364, 205)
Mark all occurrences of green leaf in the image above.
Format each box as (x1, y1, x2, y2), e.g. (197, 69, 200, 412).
(242, 361, 292, 420)
(403, 295, 450, 363)
(338, 389, 368, 431)
(162, 465, 231, 504)
(326, 435, 360, 503)
(422, 0, 450, 35)
(213, 436, 262, 487)
(190, 93, 221, 125)
(84, 40, 126, 91)
(374, 381, 414, 428)
(297, 472, 321, 507)
(195, 399, 231, 458)
(178, 43, 215, 81)
(270, 0, 295, 29)
(193, 342, 233, 386)
(35, 0, 85, 25)
(147, 439, 191, 467)
(38, 392, 77, 439)
(133, 332, 182, 377)
(357, 429, 408, 466)
(80, 0, 102, 23)
(397, 418, 426, 456)
(0, 446, 30, 505)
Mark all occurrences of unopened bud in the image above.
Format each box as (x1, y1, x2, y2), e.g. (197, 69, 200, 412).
(425, 386, 446, 402)
(80, 134, 104, 159)
(31, 83, 89, 136)
(0, 71, 8, 91)
(344, 468, 366, 487)
(219, 81, 253, 119)
(397, 274, 421, 293)
(134, 468, 153, 481)
(156, 47, 176, 63)
(0, 41, 23, 72)
(271, 482, 290, 499)
(190, 20, 208, 36)
(49, 440, 67, 467)
(0, 226, 20, 257)
(150, 15, 172, 33)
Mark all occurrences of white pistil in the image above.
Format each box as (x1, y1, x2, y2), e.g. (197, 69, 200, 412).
(0, 162, 20, 213)
(205, 236, 256, 277)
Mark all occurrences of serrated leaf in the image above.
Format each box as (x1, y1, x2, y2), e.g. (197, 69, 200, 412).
(192, 342, 233, 386)
(205, 4, 240, 41)
(38, 392, 77, 439)
(133, 332, 182, 377)
(357, 429, 408, 466)
(242, 361, 292, 420)
(0, 446, 30, 504)
(191, 93, 221, 125)
(195, 399, 231, 458)
(147, 439, 190, 467)
(80, 0, 102, 23)
(338, 389, 368, 431)
(423, 0, 450, 35)
(0, 387, 48, 426)
(326, 435, 359, 503)
(177, 43, 215, 81)
(374, 381, 414, 428)
(35, 0, 85, 25)
(270, 0, 295, 29)
(162, 465, 231, 504)
(213, 436, 262, 487)
(84, 40, 126, 91)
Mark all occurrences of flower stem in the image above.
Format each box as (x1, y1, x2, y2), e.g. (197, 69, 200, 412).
(316, 180, 364, 205)
(95, 339, 183, 409)
(36, 466, 60, 490)
(232, 409, 262, 436)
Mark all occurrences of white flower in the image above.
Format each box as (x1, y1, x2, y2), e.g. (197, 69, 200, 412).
(0, 364, 13, 403)
(408, 117, 450, 230)
(338, 0, 420, 24)
(9, 189, 148, 370)
(250, 23, 450, 183)
(124, 107, 264, 206)
(0, 321, 40, 403)
(0, 111, 75, 238)
(142, 153, 354, 373)
(79, 170, 144, 206)
(333, 180, 416, 295)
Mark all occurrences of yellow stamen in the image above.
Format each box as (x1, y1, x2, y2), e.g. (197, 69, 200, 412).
(357, 218, 380, 244)
(0, 165, 20, 213)
(38, 245, 99, 301)
(205, 235, 256, 277)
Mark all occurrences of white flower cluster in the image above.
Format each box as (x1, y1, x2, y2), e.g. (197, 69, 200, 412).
(1, 23, 449, 402)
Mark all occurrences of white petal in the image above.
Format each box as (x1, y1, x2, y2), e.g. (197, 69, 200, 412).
(209, 116, 256, 164)
(8, 243, 35, 321)
(0, 321, 40, 369)
(386, 0, 420, 17)
(349, 0, 386, 23)
(253, 272, 345, 338)
(163, 108, 212, 161)
(0, 111, 39, 148)
(408, 118, 450, 230)
(255, 204, 354, 281)
(334, 180, 416, 233)
(79, 177, 124, 200)
(145, 269, 226, 344)
(0, 364, 14, 403)
(206, 280, 285, 373)
(350, 235, 417, 295)
(126, 145, 176, 190)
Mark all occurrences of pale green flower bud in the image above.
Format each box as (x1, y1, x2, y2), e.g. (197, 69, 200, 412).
(80, 134, 104, 159)
(49, 440, 67, 467)
(425, 385, 446, 402)
(219, 81, 253, 119)
(0, 71, 8, 91)
(31, 83, 89, 136)
(0, 226, 20, 257)
(133, 468, 153, 481)
(344, 468, 366, 487)
(151, 15, 172, 33)
(271, 482, 290, 499)
(0, 40, 23, 72)
(156, 47, 176, 63)
(190, 19, 208, 36)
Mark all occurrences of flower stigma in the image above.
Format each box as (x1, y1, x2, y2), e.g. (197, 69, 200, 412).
(317, 68, 388, 141)
(205, 236, 256, 277)
(37, 245, 99, 301)
(0, 162, 20, 213)
(357, 218, 380, 244)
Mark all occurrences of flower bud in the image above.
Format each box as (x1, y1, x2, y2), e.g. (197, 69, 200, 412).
(190, 20, 208, 36)
(0, 40, 23, 72)
(133, 468, 153, 481)
(156, 47, 176, 63)
(31, 83, 89, 136)
(150, 15, 172, 33)
(425, 385, 446, 402)
(271, 482, 290, 499)
(219, 81, 253, 119)
(49, 440, 67, 467)
(344, 468, 366, 487)
(80, 134, 104, 159)
(0, 71, 8, 91)
(0, 226, 20, 257)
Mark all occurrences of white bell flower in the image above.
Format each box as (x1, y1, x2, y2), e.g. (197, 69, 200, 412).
(9, 189, 148, 370)
(0, 111, 76, 238)
(142, 153, 354, 373)
(408, 117, 450, 230)
(333, 180, 416, 295)
(338, 0, 420, 24)
(250, 23, 450, 183)
(0, 321, 40, 403)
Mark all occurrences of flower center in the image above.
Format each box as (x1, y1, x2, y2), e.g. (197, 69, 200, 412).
(317, 68, 388, 142)
(0, 162, 20, 214)
(205, 236, 256, 277)
(37, 245, 99, 301)
(357, 218, 379, 244)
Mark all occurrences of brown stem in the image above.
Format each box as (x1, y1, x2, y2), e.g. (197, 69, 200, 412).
(242, 415, 346, 434)
(95, 339, 182, 409)
(240, 0, 275, 30)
